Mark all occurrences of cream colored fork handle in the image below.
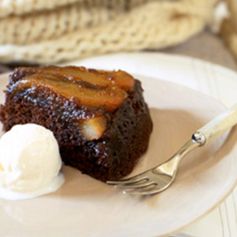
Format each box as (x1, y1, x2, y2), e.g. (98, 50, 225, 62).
(155, 105, 237, 177)
(195, 104, 237, 145)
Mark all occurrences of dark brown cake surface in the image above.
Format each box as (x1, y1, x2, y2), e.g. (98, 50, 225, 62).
(0, 66, 153, 181)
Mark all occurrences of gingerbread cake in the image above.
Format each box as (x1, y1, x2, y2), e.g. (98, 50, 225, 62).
(0, 66, 153, 181)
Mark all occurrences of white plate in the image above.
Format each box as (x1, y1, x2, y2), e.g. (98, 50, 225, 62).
(0, 53, 237, 237)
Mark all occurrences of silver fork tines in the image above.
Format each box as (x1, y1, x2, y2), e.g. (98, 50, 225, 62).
(107, 168, 175, 196)
(107, 138, 199, 196)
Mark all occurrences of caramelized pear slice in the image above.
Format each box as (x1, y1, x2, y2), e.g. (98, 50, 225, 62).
(80, 116, 107, 140)
(19, 66, 135, 91)
(15, 73, 127, 111)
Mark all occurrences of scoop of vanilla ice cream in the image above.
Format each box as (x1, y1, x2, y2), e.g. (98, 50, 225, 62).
(0, 124, 64, 200)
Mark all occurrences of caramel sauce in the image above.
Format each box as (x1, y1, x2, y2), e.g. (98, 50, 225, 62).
(14, 72, 128, 112)
(21, 66, 135, 92)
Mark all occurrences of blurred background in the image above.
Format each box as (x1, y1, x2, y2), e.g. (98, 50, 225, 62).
(0, 0, 236, 73)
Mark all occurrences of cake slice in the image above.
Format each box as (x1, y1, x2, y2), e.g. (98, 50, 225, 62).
(0, 66, 153, 181)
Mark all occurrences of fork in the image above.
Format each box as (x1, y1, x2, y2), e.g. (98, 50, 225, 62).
(107, 104, 237, 195)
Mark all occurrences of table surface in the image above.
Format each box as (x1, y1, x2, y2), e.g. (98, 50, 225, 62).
(163, 30, 237, 72)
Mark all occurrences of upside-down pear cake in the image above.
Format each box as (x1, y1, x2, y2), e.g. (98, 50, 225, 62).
(0, 66, 153, 181)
